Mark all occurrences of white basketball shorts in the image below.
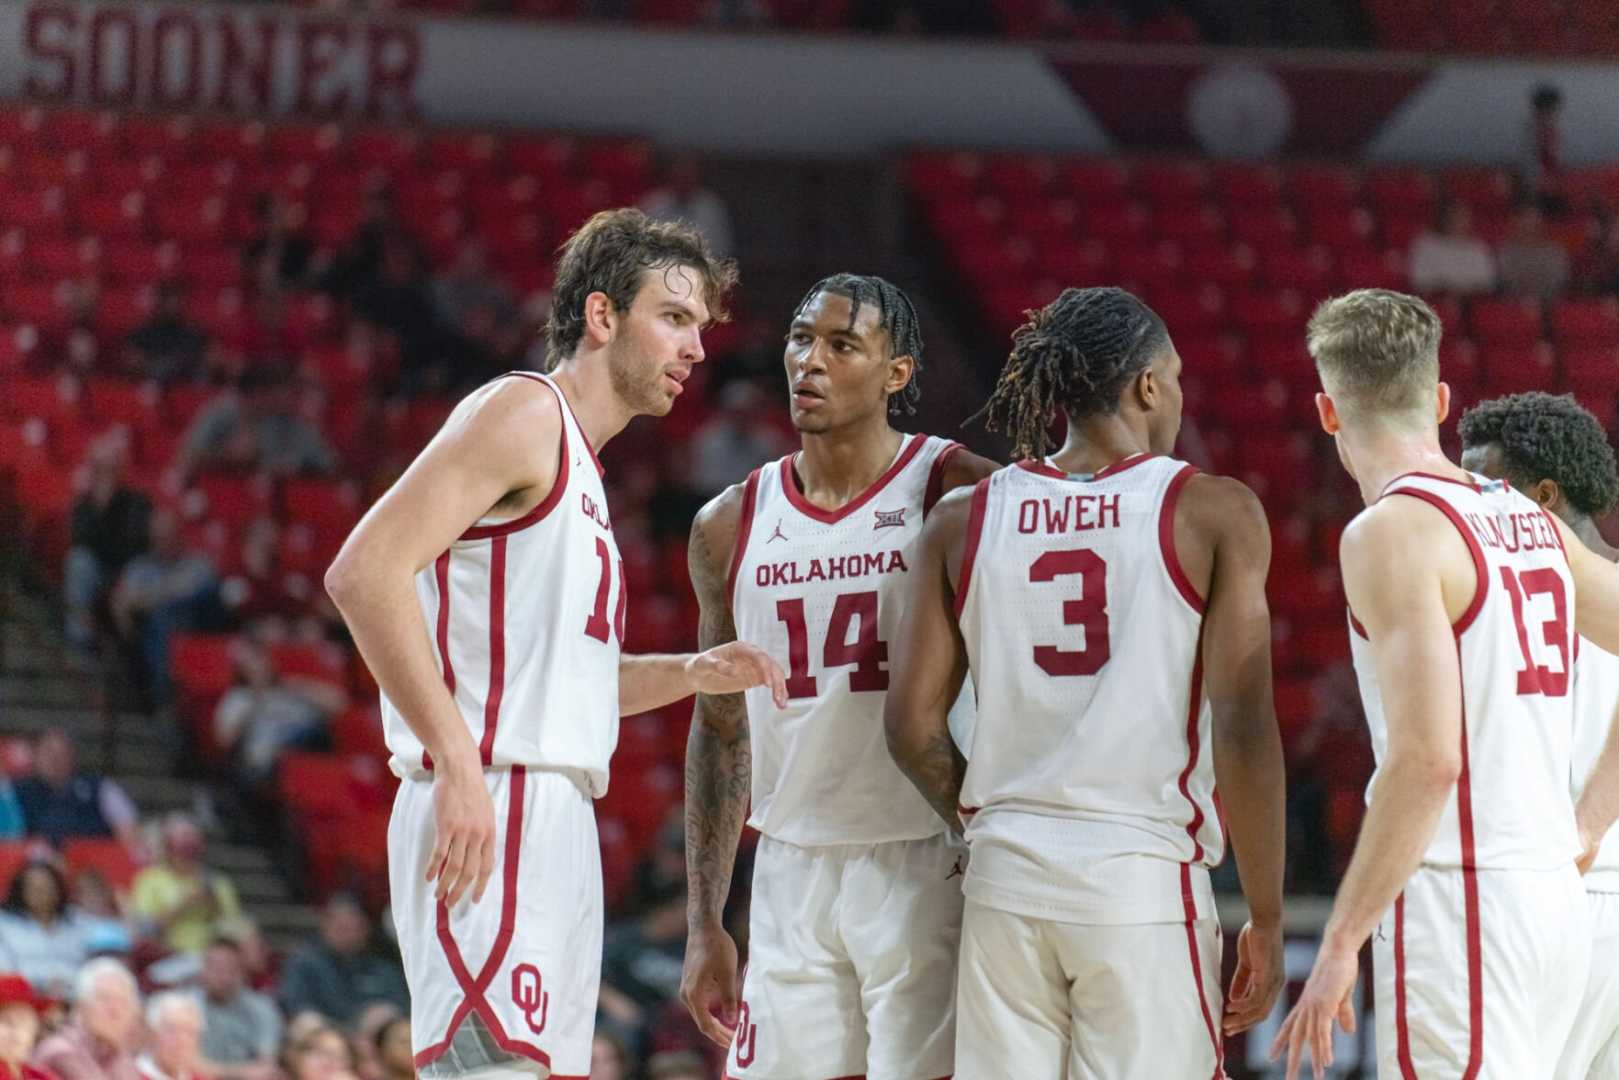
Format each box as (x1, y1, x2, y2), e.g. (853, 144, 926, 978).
(1557, 889, 1619, 1079)
(726, 831, 965, 1080)
(390, 766, 601, 1080)
(1373, 863, 1586, 1079)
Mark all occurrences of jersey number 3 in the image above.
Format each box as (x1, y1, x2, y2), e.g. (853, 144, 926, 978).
(776, 592, 887, 698)
(1500, 566, 1569, 697)
(1030, 549, 1110, 677)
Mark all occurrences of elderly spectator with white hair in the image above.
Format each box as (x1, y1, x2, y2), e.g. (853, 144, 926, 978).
(135, 994, 206, 1080)
(32, 959, 140, 1080)
(0, 973, 55, 1080)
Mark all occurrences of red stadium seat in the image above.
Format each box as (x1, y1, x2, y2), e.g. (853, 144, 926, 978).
(1154, 204, 1226, 246)
(1135, 161, 1207, 206)
(1229, 207, 1298, 251)
(0, 842, 32, 895)
(1228, 289, 1306, 335)
(1552, 298, 1619, 349)
(1469, 297, 1544, 346)
(1257, 247, 1335, 299)
(1183, 244, 1256, 289)
(62, 839, 141, 892)
(1211, 163, 1284, 208)
(1443, 168, 1514, 217)
(1059, 160, 1133, 201)
(1339, 248, 1409, 291)
(1289, 164, 1360, 211)
(1365, 167, 1436, 220)
(1479, 342, 1559, 397)
(1147, 285, 1226, 334)
(983, 155, 1058, 200)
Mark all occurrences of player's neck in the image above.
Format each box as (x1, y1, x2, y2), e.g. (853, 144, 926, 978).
(549, 362, 632, 451)
(1342, 426, 1461, 505)
(1045, 415, 1152, 477)
(795, 423, 906, 508)
(1571, 515, 1619, 562)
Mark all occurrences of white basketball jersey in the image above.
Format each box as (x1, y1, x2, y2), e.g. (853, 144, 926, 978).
(730, 433, 965, 847)
(1574, 635, 1619, 888)
(955, 454, 1223, 875)
(383, 372, 623, 795)
(1348, 472, 1578, 871)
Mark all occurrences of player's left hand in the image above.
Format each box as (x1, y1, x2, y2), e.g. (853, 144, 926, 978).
(687, 642, 789, 708)
(1577, 813, 1602, 874)
(1270, 940, 1358, 1080)
(1223, 918, 1284, 1036)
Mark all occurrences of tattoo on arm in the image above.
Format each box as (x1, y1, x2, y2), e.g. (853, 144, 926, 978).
(896, 729, 968, 836)
(684, 513, 752, 926)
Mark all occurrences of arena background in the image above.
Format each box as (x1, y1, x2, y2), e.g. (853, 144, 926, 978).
(0, 1, 1615, 1076)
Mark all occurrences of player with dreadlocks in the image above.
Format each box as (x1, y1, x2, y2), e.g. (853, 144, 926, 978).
(680, 273, 997, 1079)
(1459, 392, 1619, 1080)
(886, 285, 1287, 1075)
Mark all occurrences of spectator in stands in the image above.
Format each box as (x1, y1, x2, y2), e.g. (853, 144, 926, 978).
(353, 239, 445, 394)
(110, 508, 222, 709)
(243, 195, 314, 296)
(369, 1018, 409, 1080)
(1407, 200, 1497, 297)
(131, 814, 241, 957)
(432, 242, 518, 348)
(346, 1005, 397, 1080)
(32, 958, 140, 1080)
(0, 862, 88, 999)
(176, 370, 337, 481)
(1578, 213, 1619, 296)
(640, 154, 735, 258)
(1498, 201, 1572, 299)
(0, 973, 53, 1080)
(213, 641, 344, 793)
(588, 1032, 629, 1080)
(15, 733, 138, 850)
(135, 994, 206, 1080)
(317, 189, 402, 303)
(125, 285, 208, 386)
(72, 871, 132, 960)
(194, 936, 279, 1080)
(0, 779, 23, 845)
(277, 896, 406, 1026)
(277, 1023, 356, 1080)
(598, 819, 689, 1052)
(645, 1050, 707, 1080)
(1525, 83, 1566, 214)
(691, 380, 790, 494)
(212, 921, 275, 995)
(65, 437, 151, 657)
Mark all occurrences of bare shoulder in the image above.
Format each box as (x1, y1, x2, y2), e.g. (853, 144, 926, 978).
(688, 482, 750, 595)
(939, 447, 1000, 492)
(1341, 494, 1456, 566)
(924, 483, 979, 545)
(443, 373, 563, 445)
(1178, 472, 1269, 544)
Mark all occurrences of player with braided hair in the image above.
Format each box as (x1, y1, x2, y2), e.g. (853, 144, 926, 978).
(887, 285, 1287, 1076)
(1460, 392, 1619, 1080)
(680, 274, 997, 1079)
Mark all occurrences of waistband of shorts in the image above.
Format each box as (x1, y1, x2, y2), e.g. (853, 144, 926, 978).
(392, 759, 594, 796)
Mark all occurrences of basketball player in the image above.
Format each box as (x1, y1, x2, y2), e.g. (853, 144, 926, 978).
(1271, 290, 1619, 1079)
(1457, 391, 1619, 1080)
(325, 209, 787, 1080)
(886, 285, 1288, 1078)
(678, 274, 998, 1079)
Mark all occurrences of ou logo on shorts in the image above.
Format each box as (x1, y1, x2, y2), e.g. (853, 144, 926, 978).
(511, 964, 549, 1035)
(734, 1000, 758, 1067)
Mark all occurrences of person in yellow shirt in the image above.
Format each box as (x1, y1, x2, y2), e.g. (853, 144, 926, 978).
(131, 814, 239, 955)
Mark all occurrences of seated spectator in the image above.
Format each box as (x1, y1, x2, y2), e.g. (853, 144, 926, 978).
(691, 380, 791, 495)
(213, 641, 344, 791)
(243, 195, 314, 296)
(277, 1024, 356, 1080)
(0, 780, 27, 845)
(277, 897, 406, 1027)
(0, 863, 86, 999)
(1407, 201, 1497, 297)
(15, 734, 138, 850)
(432, 242, 518, 346)
(640, 154, 735, 258)
(589, 1032, 628, 1080)
(353, 239, 446, 394)
(32, 959, 140, 1080)
(135, 994, 206, 1080)
(64, 438, 151, 657)
(0, 973, 56, 1080)
(176, 371, 336, 482)
(368, 1019, 409, 1080)
(645, 1050, 707, 1080)
(598, 819, 688, 1052)
(125, 285, 208, 386)
(1499, 201, 1572, 298)
(211, 921, 275, 995)
(110, 509, 222, 709)
(193, 937, 279, 1080)
(131, 815, 240, 957)
(317, 189, 401, 303)
(71, 872, 132, 960)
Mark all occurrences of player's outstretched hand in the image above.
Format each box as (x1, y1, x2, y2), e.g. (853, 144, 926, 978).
(427, 762, 497, 909)
(680, 921, 741, 1048)
(687, 642, 789, 708)
(1270, 942, 1358, 1080)
(1223, 919, 1284, 1036)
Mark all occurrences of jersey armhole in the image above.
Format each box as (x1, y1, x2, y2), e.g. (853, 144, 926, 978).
(724, 469, 762, 614)
(953, 477, 992, 620)
(1157, 464, 1206, 615)
(1382, 487, 1488, 635)
(458, 377, 571, 542)
(923, 441, 964, 520)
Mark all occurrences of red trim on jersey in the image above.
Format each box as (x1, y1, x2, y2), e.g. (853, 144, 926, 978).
(1095, 451, 1156, 479)
(922, 441, 964, 519)
(509, 370, 605, 478)
(479, 537, 508, 767)
(1179, 863, 1224, 1080)
(1015, 458, 1067, 479)
(1383, 487, 1489, 635)
(413, 768, 563, 1072)
(435, 551, 457, 695)
(1014, 452, 1158, 482)
(1176, 632, 1210, 863)
(953, 478, 992, 620)
(1348, 608, 1369, 640)
(779, 434, 926, 524)
(1394, 892, 1416, 1079)
(726, 469, 762, 613)
(1454, 645, 1485, 1078)
(1159, 464, 1206, 615)
(460, 378, 572, 541)
(1380, 470, 1482, 495)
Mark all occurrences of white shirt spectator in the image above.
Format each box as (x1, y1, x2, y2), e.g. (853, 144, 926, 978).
(1409, 203, 1496, 296)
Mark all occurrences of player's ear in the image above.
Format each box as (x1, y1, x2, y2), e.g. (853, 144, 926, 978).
(1315, 391, 1340, 435)
(1435, 381, 1452, 424)
(582, 291, 616, 346)
(886, 353, 916, 399)
(1134, 366, 1158, 411)
(1529, 477, 1563, 511)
